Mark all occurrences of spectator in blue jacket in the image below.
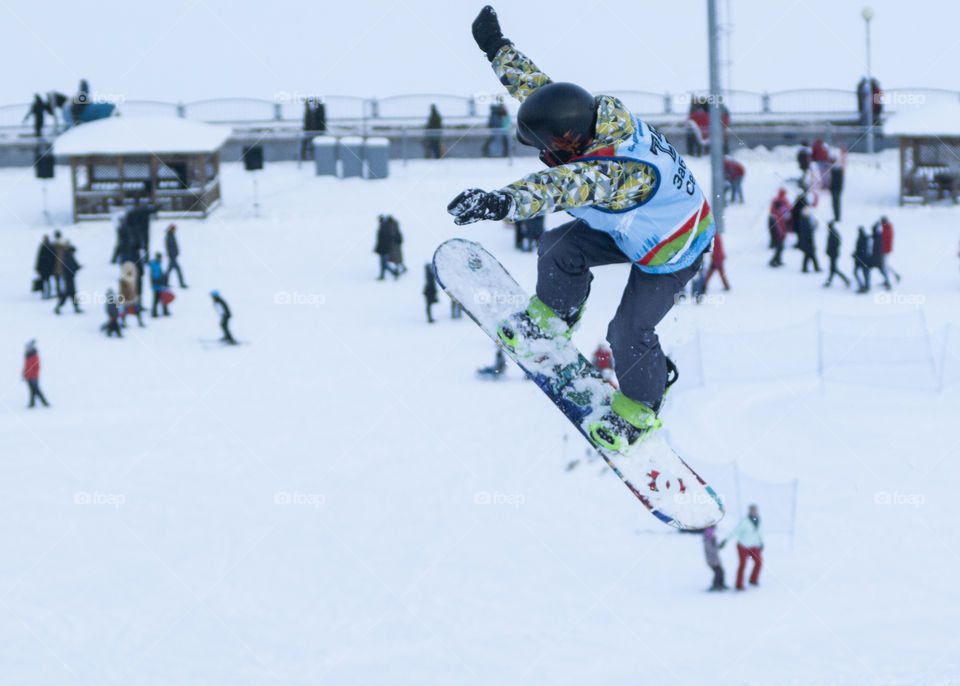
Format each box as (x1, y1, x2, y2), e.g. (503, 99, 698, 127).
(148, 252, 169, 317)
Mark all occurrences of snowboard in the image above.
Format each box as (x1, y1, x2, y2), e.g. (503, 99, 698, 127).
(433, 238, 723, 530)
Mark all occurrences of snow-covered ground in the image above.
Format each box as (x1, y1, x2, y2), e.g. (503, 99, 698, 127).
(1, 148, 958, 685)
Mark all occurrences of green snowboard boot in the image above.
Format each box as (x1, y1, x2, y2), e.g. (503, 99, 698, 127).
(497, 295, 583, 356)
(587, 391, 663, 453)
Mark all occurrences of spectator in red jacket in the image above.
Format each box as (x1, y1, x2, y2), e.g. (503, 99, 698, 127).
(810, 139, 832, 190)
(723, 157, 745, 204)
(592, 343, 616, 384)
(22, 339, 49, 408)
(686, 98, 730, 157)
(703, 233, 730, 292)
(879, 216, 900, 283)
(811, 139, 830, 163)
(592, 344, 612, 371)
(687, 107, 709, 157)
(768, 189, 791, 267)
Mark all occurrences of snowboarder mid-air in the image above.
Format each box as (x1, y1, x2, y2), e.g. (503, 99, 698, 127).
(447, 6, 716, 450)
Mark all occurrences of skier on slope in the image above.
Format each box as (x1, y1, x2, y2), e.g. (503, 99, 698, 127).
(447, 6, 715, 451)
(210, 290, 236, 344)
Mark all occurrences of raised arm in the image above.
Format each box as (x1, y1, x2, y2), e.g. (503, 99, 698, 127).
(491, 46, 552, 103)
(472, 6, 552, 103)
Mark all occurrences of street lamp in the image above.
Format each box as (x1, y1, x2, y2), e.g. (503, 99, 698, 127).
(862, 6, 874, 154)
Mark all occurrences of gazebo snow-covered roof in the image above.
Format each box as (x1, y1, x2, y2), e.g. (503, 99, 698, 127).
(54, 116, 231, 156)
(885, 104, 960, 205)
(54, 116, 231, 221)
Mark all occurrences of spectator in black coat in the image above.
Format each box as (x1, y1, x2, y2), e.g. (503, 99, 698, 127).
(102, 289, 123, 337)
(522, 216, 544, 252)
(424, 104, 444, 159)
(54, 243, 82, 314)
(111, 214, 139, 265)
(35, 235, 56, 299)
(823, 221, 850, 288)
(423, 264, 439, 323)
(481, 101, 509, 158)
(210, 290, 236, 344)
(853, 227, 872, 293)
(164, 224, 188, 288)
(386, 216, 406, 276)
(857, 78, 870, 124)
(374, 215, 401, 280)
(796, 143, 811, 174)
(301, 99, 327, 159)
(124, 203, 157, 256)
(52, 230, 66, 297)
(870, 224, 892, 290)
(23, 94, 52, 138)
(373, 214, 397, 281)
(793, 200, 820, 273)
(830, 163, 844, 222)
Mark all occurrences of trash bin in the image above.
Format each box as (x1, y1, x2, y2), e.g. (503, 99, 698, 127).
(312, 136, 337, 176)
(364, 137, 390, 179)
(339, 137, 364, 178)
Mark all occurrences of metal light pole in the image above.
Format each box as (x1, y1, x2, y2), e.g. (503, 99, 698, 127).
(707, 0, 725, 233)
(862, 6, 874, 154)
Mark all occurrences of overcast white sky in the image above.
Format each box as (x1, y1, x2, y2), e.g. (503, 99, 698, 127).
(0, 0, 954, 104)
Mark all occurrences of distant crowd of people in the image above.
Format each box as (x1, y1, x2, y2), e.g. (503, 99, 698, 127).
(24, 207, 236, 407)
(766, 139, 899, 293)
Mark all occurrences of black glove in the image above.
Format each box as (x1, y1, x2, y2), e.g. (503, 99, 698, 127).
(447, 188, 513, 225)
(472, 6, 511, 61)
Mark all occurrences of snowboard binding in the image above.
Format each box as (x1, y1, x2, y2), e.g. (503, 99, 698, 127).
(587, 390, 664, 453)
(497, 295, 583, 357)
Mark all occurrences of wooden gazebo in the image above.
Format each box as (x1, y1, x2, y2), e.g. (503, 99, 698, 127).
(886, 104, 960, 206)
(53, 116, 231, 221)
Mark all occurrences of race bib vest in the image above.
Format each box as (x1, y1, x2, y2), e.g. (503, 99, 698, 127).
(567, 117, 715, 273)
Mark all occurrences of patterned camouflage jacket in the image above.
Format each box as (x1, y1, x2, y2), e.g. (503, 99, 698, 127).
(492, 45, 657, 220)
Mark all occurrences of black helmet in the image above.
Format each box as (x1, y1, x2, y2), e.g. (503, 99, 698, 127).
(517, 82, 596, 165)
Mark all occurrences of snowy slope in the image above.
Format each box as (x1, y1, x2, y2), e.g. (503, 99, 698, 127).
(0, 149, 958, 685)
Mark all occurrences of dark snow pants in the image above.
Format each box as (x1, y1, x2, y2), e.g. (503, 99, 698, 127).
(27, 379, 48, 407)
(825, 256, 850, 286)
(220, 315, 236, 344)
(166, 257, 187, 288)
(536, 219, 702, 408)
(710, 564, 725, 589)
